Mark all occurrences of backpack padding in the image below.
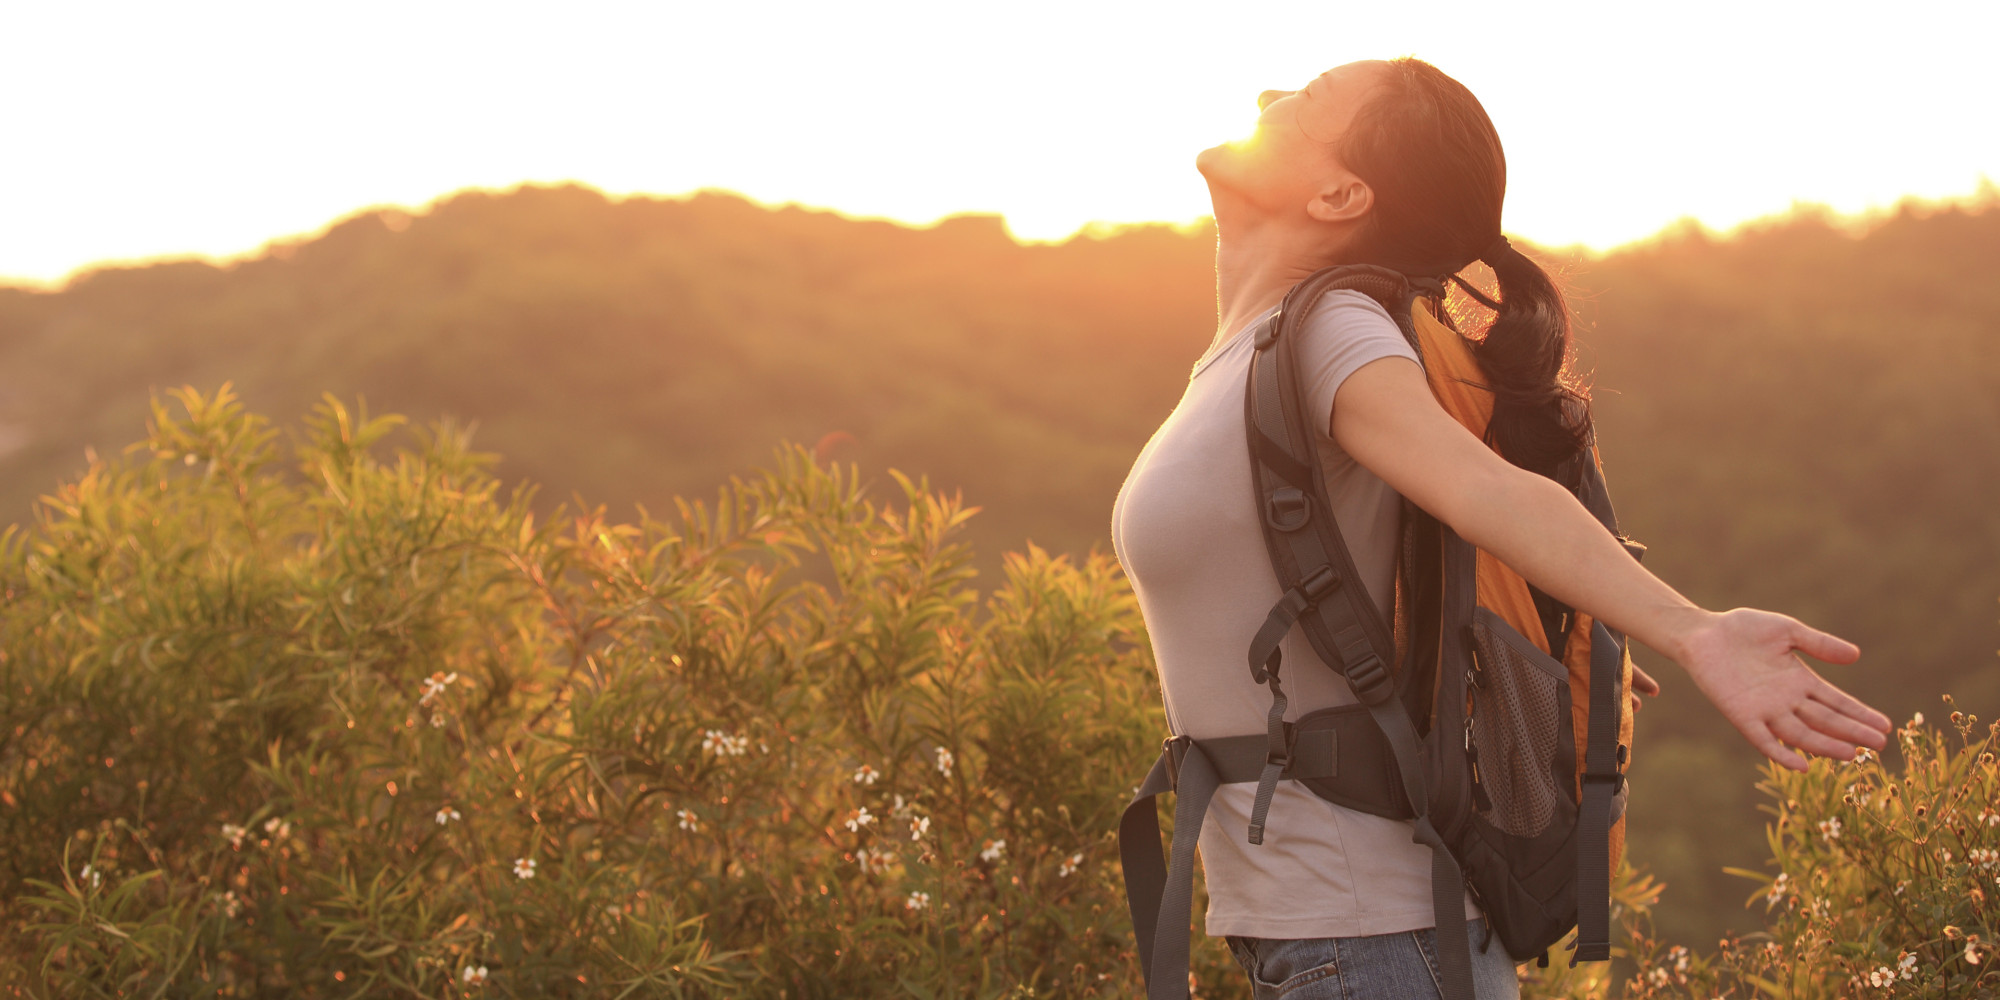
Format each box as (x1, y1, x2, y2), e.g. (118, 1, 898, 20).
(1242, 267, 1477, 1000)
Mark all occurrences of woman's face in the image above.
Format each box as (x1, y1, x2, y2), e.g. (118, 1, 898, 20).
(1196, 60, 1383, 221)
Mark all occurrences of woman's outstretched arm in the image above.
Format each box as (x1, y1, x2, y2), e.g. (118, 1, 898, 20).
(1330, 355, 1892, 770)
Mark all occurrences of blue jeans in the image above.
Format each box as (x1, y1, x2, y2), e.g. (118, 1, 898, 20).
(1224, 918, 1521, 999)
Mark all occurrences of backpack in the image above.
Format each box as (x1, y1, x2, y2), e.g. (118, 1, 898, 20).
(1117, 265, 1643, 1000)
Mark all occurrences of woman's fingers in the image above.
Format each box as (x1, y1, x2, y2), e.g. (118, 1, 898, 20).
(1749, 720, 1811, 772)
(1805, 680, 1892, 736)
(1770, 712, 1864, 763)
(1631, 663, 1661, 697)
(1796, 697, 1890, 749)
(1789, 620, 1860, 665)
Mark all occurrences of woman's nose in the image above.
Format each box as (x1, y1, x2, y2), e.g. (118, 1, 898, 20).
(1257, 89, 1293, 112)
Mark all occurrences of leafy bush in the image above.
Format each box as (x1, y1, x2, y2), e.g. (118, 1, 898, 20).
(2, 385, 1986, 999)
(0, 386, 1173, 997)
(1620, 705, 1999, 998)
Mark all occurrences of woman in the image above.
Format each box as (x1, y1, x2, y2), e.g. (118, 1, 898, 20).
(1108, 58, 1891, 999)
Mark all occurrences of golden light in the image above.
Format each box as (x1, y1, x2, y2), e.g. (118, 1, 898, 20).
(2, 0, 1996, 283)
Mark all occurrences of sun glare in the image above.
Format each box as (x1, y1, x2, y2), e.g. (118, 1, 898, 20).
(1, 0, 1996, 282)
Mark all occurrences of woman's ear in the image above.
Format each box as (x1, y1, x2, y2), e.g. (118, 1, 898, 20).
(1307, 176, 1373, 224)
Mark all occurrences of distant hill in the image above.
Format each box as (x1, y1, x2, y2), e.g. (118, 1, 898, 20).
(0, 186, 1216, 566)
(2, 183, 1996, 946)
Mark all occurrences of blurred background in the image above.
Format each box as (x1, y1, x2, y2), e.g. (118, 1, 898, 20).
(3, 0, 1996, 951)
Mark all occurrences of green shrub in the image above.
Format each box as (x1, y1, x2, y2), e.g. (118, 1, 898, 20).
(3, 385, 1984, 999)
(0, 385, 1176, 997)
(1619, 706, 1999, 998)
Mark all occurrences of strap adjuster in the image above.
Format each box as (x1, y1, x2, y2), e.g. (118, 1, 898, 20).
(1254, 311, 1283, 349)
(1581, 771, 1625, 794)
(1345, 653, 1391, 702)
(1299, 565, 1340, 600)
(1265, 721, 1298, 771)
(1162, 735, 1193, 789)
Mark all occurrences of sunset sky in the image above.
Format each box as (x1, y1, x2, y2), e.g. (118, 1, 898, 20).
(4, 0, 1996, 284)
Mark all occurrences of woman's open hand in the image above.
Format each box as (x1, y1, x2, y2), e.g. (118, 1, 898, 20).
(1673, 608, 1890, 771)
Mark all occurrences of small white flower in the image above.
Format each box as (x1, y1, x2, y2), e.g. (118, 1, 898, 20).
(1853, 747, 1876, 764)
(430, 713, 447, 728)
(1818, 817, 1842, 842)
(702, 729, 750, 758)
(1059, 851, 1083, 878)
(980, 839, 1006, 863)
(909, 815, 930, 841)
(891, 794, 912, 818)
(1647, 967, 1670, 988)
(221, 823, 248, 848)
(676, 808, 700, 832)
(1897, 951, 1917, 980)
(1911, 712, 1925, 727)
(852, 764, 880, 785)
(856, 847, 894, 875)
(905, 891, 930, 911)
(262, 817, 291, 839)
(1980, 809, 2000, 828)
(419, 671, 460, 705)
(1765, 872, 1789, 905)
(605, 904, 623, 918)
(845, 807, 875, 832)
(512, 857, 537, 879)
(934, 747, 954, 779)
(220, 890, 241, 918)
(79, 864, 101, 888)
(1968, 938, 1986, 965)
(1869, 966, 1893, 987)
(1669, 945, 1689, 975)
(435, 806, 462, 825)
(462, 964, 489, 984)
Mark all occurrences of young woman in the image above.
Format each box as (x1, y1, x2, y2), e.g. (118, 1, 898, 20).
(1108, 58, 1892, 999)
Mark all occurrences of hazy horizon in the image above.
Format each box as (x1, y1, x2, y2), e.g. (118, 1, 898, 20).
(8, 176, 1998, 292)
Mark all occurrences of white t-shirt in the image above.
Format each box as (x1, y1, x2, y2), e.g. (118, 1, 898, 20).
(1111, 289, 1480, 939)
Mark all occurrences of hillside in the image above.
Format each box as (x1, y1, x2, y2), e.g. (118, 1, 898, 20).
(2, 184, 1995, 945)
(0, 187, 1215, 568)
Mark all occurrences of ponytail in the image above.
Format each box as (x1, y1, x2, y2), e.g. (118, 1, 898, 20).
(1336, 58, 1591, 479)
(1471, 237, 1590, 479)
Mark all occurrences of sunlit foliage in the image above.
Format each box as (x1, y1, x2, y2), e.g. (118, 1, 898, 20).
(0, 388, 1987, 998)
(1618, 706, 1999, 998)
(0, 387, 1175, 997)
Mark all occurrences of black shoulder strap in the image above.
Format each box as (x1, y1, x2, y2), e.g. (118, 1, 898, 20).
(1570, 447, 1636, 964)
(1241, 265, 1477, 1000)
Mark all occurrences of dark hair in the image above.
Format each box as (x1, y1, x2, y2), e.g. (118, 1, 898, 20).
(1336, 57, 1589, 478)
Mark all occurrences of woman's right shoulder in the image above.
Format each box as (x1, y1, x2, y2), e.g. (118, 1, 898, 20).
(1299, 288, 1402, 340)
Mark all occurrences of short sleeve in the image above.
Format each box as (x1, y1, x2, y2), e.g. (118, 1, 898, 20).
(1295, 290, 1423, 440)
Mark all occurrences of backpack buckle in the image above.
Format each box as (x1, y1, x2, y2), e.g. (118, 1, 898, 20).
(1345, 653, 1392, 704)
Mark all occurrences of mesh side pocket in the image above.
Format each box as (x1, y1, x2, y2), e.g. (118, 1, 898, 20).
(1468, 608, 1574, 839)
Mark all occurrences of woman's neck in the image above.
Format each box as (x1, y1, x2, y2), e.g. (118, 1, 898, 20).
(1211, 222, 1340, 350)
